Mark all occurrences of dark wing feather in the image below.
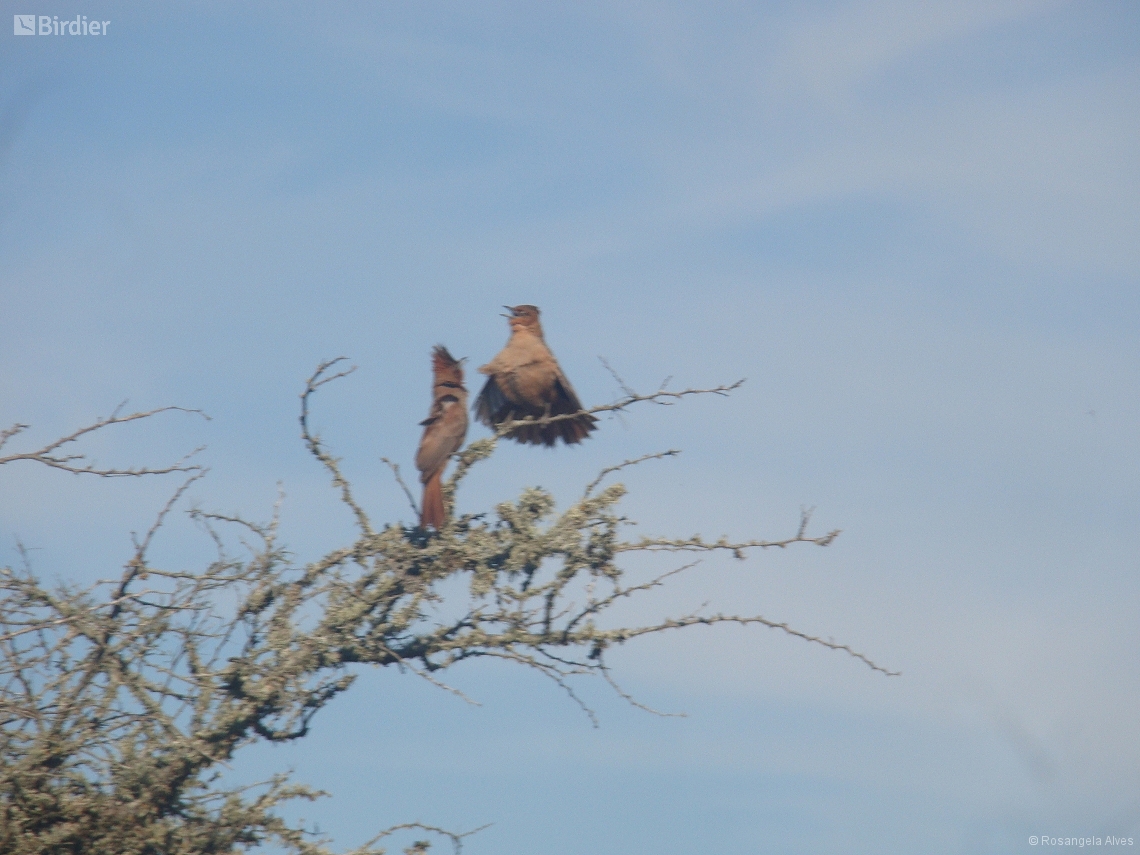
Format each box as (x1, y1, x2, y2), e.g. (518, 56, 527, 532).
(550, 373, 585, 414)
(474, 376, 510, 428)
(476, 368, 596, 446)
(551, 374, 597, 444)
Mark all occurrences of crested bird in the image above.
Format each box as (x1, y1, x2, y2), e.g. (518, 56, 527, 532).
(474, 305, 597, 446)
(415, 345, 468, 529)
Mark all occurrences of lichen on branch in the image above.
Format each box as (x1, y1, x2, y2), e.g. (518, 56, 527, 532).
(0, 360, 893, 855)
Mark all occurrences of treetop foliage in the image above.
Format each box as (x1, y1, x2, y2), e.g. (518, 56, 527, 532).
(0, 359, 892, 854)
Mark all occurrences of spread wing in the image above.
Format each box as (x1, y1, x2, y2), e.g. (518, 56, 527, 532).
(548, 373, 597, 444)
(550, 371, 585, 414)
(474, 375, 511, 428)
(474, 362, 597, 447)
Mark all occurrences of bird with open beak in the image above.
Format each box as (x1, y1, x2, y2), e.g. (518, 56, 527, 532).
(474, 305, 597, 447)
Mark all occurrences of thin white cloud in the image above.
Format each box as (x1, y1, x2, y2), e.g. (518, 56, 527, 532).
(635, 68, 1139, 275)
(767, 0, 1061, 100)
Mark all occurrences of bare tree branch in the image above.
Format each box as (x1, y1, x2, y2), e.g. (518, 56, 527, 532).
(0, 404, 208, 476)
(381, 456, 420, 518)
(598, 356, 638, 398)
(0, 361, 893, 855)
(583, 449, 681, 497)
(300, 358, 374, 538)
(490, 380, 747, 440)
(364, 821, 491, 855)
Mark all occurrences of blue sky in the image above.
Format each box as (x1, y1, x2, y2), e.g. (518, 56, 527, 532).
(2, 1, 1138, 852)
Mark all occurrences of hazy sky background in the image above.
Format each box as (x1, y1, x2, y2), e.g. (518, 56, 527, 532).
(2, 2, 1138, 853)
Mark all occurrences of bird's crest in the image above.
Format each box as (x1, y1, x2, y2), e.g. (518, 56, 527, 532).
(431, 345, 465, 384)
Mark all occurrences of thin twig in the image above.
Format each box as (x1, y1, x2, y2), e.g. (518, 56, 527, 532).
(618, 509, 841, 558)
(598, 656, 686, 718)
(0, 406, 209, 477)
(613, 614, 899, 676)
(584, 449, 680, 497)
(365, 821, 492, 855)
(379, 642, 481, 706)
(299, 358, 374, 538)
(492, 380, 746, 439)
(0, 590, 161, 643)
(381, 457, 420, 518)
(598, 356, 637, 398)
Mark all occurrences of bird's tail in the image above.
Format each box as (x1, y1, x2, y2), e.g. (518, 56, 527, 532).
(421, 470, 446, 529)
(504, 411, 598, 446)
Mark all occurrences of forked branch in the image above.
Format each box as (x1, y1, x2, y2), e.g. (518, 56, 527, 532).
(0, 404, 208, 477)
(300, 358, 374, 537)
(493, 379, 746, 439)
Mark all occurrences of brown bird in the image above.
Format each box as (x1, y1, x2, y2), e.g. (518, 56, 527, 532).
(474, 305, 597, 446)
(415, 346, 469, 529)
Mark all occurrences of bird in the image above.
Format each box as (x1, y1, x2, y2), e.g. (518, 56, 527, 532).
(415, 346, 469, 529)
(473, 305, 597, 446)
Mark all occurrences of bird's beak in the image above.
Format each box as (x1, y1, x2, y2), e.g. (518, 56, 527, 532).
(502, 305, 517, 316)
